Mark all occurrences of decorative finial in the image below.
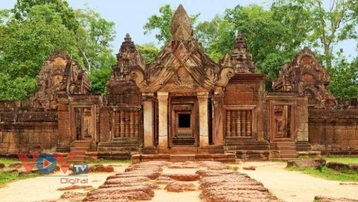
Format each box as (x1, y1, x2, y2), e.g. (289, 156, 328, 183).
(170, 4, 193, 40)
(234, 34, 247, 51)
(124, 33, 132, 42)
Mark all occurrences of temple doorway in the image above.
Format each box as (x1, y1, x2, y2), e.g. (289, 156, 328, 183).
(169, 96, 199, 147)
(74, 107, 94, 141)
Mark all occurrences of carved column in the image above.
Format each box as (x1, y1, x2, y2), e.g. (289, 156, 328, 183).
(213, 91, 224, 145)
(143, 93, 154, 147)
(157, 92, 168, 148)
(197, 92, 209, 147)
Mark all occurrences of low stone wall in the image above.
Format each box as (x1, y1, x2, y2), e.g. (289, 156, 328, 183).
(0, 110, 58, 155)
(309, 109, 358, 155)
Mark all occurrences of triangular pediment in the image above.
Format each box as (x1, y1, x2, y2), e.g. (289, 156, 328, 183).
(129, 5, 236, 93)
(139, 5, 218, 93)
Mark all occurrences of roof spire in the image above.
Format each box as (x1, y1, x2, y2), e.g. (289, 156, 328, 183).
(170, 4, 193, 40)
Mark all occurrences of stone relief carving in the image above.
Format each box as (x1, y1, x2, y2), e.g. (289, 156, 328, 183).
(31, 50, 91, 109)
(272, 47, 335, 109)
(106, 34, 143, 106)
(220, 34, 256, 74)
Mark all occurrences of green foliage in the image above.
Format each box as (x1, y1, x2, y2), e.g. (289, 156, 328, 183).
(328, 55, 358, 100)
(196, 15, 235, 62)
(75, 7, 116, 72)
(12, 0, 79, 31)
(224, 4, 306, 82)
(0, 4, 80, 99)
(136, 43, 160, 64)
(89, 65, 112, 94)
(0, 1, 116, 99)
(143, 4, 199, 47)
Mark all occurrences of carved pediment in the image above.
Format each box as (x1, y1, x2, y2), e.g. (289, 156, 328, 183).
(273, 47, 335, 109)
(31, 50, 91, 109)
(141, 4, 219, 93)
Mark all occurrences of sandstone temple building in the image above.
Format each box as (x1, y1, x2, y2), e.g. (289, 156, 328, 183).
(0, 5, 357, 162)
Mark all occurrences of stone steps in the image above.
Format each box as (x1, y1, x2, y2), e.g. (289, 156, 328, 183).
(132, 153, 236, 163)
(97, 138, 142, 160)
(70, 140, 92, 162)
(275, 141, 297, 159)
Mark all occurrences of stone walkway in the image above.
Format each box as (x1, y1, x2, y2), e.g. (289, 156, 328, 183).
(83, 161, 278, 202)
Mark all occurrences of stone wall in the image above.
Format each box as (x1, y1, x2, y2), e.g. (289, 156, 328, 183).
(0, 105, 58, 155)
(309, 109, 358, 155)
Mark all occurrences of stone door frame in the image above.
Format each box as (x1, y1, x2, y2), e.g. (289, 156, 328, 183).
(168, 96, 199, 147)
(69, 104, 97, 142)
(269, 101, 296, 141)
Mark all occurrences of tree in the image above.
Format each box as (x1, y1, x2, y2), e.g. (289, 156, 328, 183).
(143, 4, 199, 47)
(12, 0, 79, 31)
(0, 2, 116, 99)
(74, 7, 116, 72)
(136, 43, 160, 64)
(224, 4, 309, 84)
(196, 15, 235, 62)
(273, 0, 357, 71)
(0, 4, 79, 100)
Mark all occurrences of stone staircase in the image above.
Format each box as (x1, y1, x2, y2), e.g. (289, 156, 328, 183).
(134, 145, 236, 163)
(224, 138, 270, 160)
(70, 139, 92, 162)
(275, 141, 297, 159)
(97, 138, 142, 160)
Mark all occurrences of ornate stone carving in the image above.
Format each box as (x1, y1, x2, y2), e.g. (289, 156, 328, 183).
(106, 34, 143, 106)
(220, 34, 256, 74)
(141, 4, 220, 93)
(272, 47, 335, 109)
(31, 50, 91, 109)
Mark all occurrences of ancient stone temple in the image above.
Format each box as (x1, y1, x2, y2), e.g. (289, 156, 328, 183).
(0, 5, 357, 161)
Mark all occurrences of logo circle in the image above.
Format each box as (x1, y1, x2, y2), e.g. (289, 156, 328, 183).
(36, 153, 57, 174)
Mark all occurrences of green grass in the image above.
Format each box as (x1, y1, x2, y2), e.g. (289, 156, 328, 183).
(0, 157, 21, 165)
(0, 170, 41, 187)
(324, 156, 358, 164)
(287, 156, 358, 182)
(287, 166, 358, 182)
(0, 157, 41, 187)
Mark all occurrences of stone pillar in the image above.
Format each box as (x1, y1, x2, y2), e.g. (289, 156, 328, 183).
(213, 91, 224, 145)
(197, 92, 209, 147)
(57, 97, 71, 147)
(157, 92, 168, 148)
(142, 93, 154, 147)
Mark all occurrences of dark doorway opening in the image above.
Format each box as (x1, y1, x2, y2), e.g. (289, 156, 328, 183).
(178, 113, 191, 128)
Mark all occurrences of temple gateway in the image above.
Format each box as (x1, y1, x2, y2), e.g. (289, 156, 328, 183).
(0, 5, 357, 162)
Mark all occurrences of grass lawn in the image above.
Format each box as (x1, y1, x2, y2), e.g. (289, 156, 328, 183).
(287, 156, 358, 182)
(0, 157, 41, 187)
(324, 156, 358, 164)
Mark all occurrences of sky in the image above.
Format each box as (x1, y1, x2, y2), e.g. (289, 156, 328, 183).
(1, 0, 356, 59)
(1, 0, 269, 52)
